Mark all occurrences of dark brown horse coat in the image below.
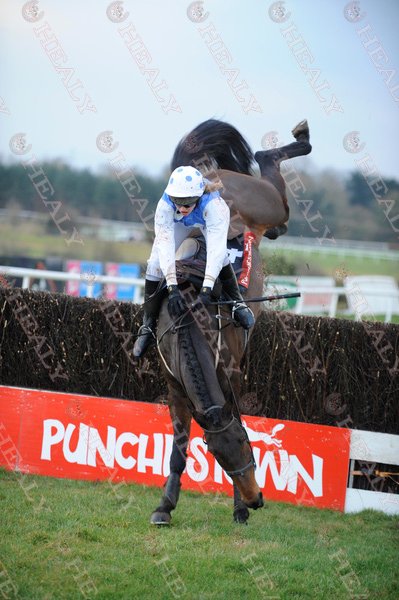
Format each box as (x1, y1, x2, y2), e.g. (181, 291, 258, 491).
(149, 119, 311, 524)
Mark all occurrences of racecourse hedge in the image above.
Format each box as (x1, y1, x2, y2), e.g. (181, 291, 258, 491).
(0, 288, 398, 434)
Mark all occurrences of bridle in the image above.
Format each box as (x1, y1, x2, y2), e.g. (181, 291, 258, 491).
(202, 415, 256, 478)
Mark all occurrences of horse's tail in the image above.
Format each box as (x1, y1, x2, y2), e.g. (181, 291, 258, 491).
(171, 119, 254, 175)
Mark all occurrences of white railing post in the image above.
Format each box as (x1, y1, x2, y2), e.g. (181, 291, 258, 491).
(133, 284, 143, 304)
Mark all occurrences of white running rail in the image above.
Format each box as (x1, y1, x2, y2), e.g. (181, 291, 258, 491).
(2, 266, 399, 320)
(0, 265, 145, 303)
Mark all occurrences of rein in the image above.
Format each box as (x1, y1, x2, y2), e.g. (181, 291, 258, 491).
(156, 310, 195, 377)
(157, 311, 194, 345)
(157, 303, 222, 375)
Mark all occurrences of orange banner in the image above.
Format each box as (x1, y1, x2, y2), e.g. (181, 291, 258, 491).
(0, 386, 350, 510)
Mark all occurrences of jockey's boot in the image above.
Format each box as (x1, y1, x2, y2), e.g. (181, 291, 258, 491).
(218, 263, 255, 330)
(133, 279, 163, 358)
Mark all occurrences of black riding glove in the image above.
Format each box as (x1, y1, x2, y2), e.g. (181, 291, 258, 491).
(198, 286, 213, 306)
(167, 285, 187, 318)
(192, 286, 213, 311)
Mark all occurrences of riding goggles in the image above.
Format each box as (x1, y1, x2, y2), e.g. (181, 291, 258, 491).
(170, 196, 200, 208)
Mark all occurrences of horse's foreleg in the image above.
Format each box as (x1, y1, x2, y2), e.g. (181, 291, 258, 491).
(233, 483, 250, 524)
(150, 399, 192, 526)
(216, 350, 251, 525)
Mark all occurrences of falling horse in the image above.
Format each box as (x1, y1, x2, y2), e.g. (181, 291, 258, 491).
(149, 119, 311, 525)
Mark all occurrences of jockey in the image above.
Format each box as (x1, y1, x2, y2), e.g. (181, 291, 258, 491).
(133, 165, 255, 358)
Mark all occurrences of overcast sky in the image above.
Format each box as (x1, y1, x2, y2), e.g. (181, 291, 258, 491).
(1, 0, 398, 180)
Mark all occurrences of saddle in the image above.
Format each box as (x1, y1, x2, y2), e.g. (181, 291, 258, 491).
(174, 236, 222, 298)
(173, 233, 250, 297)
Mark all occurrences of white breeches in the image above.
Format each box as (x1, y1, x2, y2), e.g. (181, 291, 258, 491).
(146, 223, 230, 281)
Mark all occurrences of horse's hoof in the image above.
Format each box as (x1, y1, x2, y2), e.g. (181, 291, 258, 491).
(263, 224, 288, 240)
(233, 507, 250, 524)
(150, 511, 171, 526)
(292, 119, 309, 140)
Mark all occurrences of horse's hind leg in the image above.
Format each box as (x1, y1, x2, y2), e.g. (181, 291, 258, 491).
(150, 399, 192, 526)
(254, 119, 312, 179)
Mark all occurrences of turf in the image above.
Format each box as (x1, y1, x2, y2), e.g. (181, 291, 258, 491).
(0, 224, 151, 263)
(262, 247, 399, 281)
(0, 469, 398, 599)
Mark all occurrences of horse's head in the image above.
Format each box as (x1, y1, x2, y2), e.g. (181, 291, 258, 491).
(203, 416, 263, 510)
(159, 243, 263, 512)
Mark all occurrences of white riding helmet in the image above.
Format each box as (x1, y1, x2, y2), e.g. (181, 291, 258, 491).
(165, 166, 205, 200)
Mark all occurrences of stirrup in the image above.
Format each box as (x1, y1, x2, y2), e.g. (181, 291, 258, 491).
(231, 302, 255, 329)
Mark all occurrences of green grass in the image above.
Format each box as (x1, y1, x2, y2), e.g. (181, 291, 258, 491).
(262, 247, 399, 281)
(1, 470, 398, 599)
(2, 222, 398, 283)
(0, 224, 152, 263)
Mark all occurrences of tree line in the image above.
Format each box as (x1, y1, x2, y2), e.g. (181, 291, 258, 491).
(1, 160, 398, 243)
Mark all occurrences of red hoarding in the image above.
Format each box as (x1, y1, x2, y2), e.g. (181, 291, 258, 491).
(0, 386, 350, 510)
